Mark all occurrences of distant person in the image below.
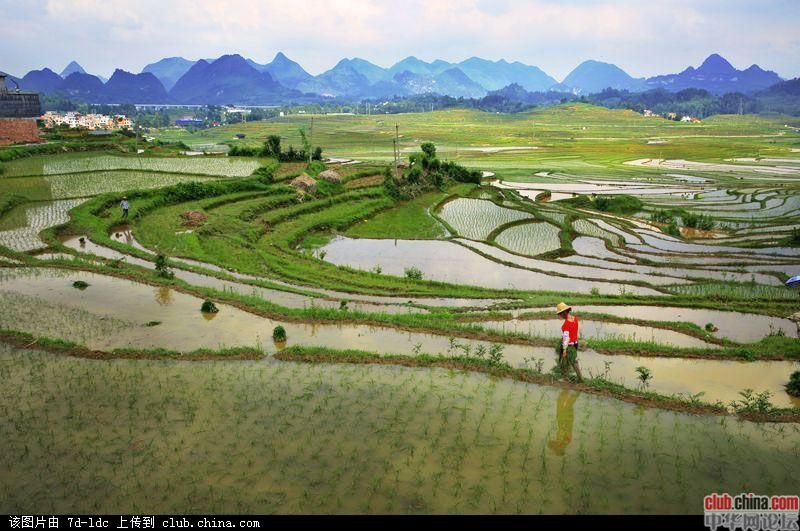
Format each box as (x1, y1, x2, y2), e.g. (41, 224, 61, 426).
(120, 196, 129, 220)
(556, 302, 583, 382)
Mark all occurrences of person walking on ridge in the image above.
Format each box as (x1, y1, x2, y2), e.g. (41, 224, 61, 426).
(556, 302, 583, 382)
(120, 196, 129, 220)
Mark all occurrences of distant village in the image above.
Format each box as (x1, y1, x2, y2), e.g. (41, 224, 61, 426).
(41, 111, 133, 131)
(642, 109, 702, 123)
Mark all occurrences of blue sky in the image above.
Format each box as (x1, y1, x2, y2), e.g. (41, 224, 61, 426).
(1, 0, 798, 81)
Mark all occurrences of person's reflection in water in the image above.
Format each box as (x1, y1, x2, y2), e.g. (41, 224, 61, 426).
(154, 286, 174, 306)
(547, 389, 580, 456)
(122, 229, 134, 246)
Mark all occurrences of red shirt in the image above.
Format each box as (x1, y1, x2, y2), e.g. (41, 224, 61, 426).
(561, 316, 579, 344)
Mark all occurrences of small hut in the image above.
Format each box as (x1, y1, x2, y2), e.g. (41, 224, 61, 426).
(291, 173, 317, 194)
(317, 169, 342, 184)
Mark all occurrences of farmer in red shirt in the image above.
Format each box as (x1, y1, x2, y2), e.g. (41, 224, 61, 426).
(556, 302, 583, 382)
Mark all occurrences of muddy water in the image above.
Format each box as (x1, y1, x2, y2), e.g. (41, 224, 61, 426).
(1, 268, 798, 407)
(3, 346, 798, 514)
(558, 252, 783, 286)
(320, 237, 665, 295)
(456, 239, 684, 288)
(570, 237, 637, 263)
(102, 230, 507, 309)
(60, 235, 427, 315)
(479, 318, 712, 348)
(563, 305, 798, 343)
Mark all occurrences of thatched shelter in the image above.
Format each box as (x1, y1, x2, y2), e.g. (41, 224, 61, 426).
(318, 169, 342, 184)
(291, 173, 317, 194)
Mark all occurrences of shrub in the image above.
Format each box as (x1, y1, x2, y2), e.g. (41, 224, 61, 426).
(593, 194, 643, 214)
(786, 371, 800, 397)
(200, 300, 219, 313)
(698, 215, 715, 231)
(251, 165, 274, 184)
(730, 389, 775, 415)
(404, 266, 423, 280)
(306, 160, 325, 177)
(664, 220, 681, 238)
(705, 323, 718, 333)
(650, 210, 674, 224)
(154, 254, 174, 279)
(72, 280, 89, 290)
(682, 212, 700, 228)
(272, 325, 287, 342)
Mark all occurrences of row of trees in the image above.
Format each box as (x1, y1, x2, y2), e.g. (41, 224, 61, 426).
(228, 131, 322, 162)
(385, 142, 482, 199)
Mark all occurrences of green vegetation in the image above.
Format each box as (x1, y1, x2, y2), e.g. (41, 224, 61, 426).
(787, 371, 800, 397)
(200, 300, 219, 314)
(2, 104, 800, 515)
(272, 325, 287, 342)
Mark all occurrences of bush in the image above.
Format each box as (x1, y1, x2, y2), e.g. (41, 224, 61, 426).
(154, 254, 174, 279)
(593, 194, 643, 214)
(698, 215, 715, 231)
(272, 325, 287, 342)
(251, 165, 274, 184)
(227, 145, 260, 157)
(306, 160, 325, 177)
(730, 389, 775, 415)
(72, 280, 89, 290)
(440, 160, 481, 184)
(664, 220, 681, 238)
(201, 300, 219, 313)
(650, 210, 674, 224)
(787, 371, 800, 397)
(404, 266, 423, 280)
(682, 212, 700, 228)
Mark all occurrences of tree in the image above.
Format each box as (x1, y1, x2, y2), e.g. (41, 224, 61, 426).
(263, 135, 281, 158)
(420, 142, 437, 159)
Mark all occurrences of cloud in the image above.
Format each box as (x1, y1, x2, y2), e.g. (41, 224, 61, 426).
(0, 0, 797, 80)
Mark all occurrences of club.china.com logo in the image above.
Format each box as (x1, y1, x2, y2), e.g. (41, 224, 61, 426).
(705, 493, 799, 531)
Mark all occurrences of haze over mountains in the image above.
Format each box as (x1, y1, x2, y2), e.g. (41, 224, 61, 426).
(7, 53, 786, 105)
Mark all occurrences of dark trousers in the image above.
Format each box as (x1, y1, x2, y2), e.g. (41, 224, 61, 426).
(122, 209, 129, 220)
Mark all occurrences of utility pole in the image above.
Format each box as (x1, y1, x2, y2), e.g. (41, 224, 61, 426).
(309, 116, 314, 165)
(394, 123, 400, 177)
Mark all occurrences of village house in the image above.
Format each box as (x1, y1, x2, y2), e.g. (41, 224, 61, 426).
(41, 111, 133, 131)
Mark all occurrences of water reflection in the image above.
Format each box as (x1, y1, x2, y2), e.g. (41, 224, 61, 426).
(548, 390, 580, 456)
(154, 286, 174, 306)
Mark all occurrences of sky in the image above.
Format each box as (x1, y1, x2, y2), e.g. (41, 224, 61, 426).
(1, 0, 799, 81)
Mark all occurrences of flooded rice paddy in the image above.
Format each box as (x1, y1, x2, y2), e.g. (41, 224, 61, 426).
(320, 237, 664, 295)
(1, 344, 798, 514)
(1, 268, 797, 407)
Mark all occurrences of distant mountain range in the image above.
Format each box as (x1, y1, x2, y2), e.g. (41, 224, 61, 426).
(5, 53, 788, 105)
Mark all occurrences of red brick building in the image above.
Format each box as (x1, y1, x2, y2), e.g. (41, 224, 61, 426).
(0, 72, 42, 146)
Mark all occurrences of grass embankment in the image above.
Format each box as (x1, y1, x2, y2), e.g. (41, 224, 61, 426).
(346, 186, 474, 239)
(0, 329, 263, 360)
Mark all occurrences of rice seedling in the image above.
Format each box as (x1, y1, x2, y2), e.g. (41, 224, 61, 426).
(572, 219, 622, 246)
(494, 222, 562, 256)
(438, 198, 533, 241)
(635, 366, 653, 390)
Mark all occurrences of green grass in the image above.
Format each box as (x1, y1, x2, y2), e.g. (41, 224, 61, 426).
(346, 186, 472, 239)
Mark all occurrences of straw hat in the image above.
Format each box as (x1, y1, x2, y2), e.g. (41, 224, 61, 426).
(555, 302, 571, 315)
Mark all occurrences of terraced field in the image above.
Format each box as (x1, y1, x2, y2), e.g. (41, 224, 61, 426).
(2, 104, 800, 514)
